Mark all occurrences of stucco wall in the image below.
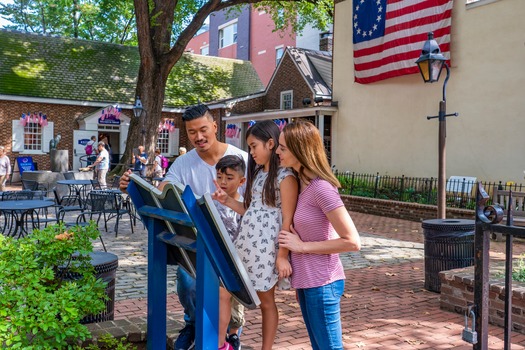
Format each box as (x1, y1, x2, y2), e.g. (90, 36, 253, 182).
(333, 0, 525, 183)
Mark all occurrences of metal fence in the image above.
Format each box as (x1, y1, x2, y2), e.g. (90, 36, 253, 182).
(335, 171, 524, 210)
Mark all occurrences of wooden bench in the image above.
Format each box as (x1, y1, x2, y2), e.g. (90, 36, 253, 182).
(491, 189, 525, 241)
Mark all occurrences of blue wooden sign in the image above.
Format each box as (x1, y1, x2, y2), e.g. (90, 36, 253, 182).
(127, 174, 259, 350)
(16, 156, 35, 175)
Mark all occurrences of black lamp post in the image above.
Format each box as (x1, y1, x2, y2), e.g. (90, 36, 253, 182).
(132, 96, 146, 144)
(416, 32, 458, 219)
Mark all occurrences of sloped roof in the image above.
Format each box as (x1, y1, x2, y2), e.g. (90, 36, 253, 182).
(0, 29, 264, 107)
(285, 47, 332, 98)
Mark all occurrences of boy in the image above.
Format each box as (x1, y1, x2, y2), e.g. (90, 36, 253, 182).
(215, 155, 246, 350)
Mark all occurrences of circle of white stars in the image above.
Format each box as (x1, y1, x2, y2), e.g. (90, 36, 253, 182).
(353, 0, 383, 38)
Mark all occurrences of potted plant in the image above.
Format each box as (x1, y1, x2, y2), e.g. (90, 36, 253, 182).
(0, 222, 107, 348)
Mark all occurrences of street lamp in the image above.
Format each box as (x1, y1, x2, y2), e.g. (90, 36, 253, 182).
(416, 32, 458, 219)
(132, 96, 146, 144)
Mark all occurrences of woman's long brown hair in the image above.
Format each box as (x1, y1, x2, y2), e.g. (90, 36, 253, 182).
(282, 120, 340, 188)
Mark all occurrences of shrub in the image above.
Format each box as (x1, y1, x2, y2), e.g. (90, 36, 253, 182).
(0, 222, 107, 349)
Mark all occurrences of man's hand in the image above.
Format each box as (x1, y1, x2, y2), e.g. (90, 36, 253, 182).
(119, 169, 133, 193)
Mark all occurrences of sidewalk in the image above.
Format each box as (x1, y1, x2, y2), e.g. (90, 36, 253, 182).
(100, 209, 525, 349)
(6, 178, 524, 349)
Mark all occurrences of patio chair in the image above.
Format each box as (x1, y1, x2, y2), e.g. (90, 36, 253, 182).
(87, 190, 134, 237)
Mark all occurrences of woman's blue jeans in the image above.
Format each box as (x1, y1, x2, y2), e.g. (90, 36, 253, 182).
(177, 267, 196, 325)
(297, 279, 345, 350)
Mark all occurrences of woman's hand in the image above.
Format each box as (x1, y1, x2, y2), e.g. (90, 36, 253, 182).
(279, 225, 305, 254)
(276, 256, 292, 279)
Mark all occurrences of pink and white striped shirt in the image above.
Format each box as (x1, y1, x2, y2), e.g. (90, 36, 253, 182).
(290, 177, 345, 289)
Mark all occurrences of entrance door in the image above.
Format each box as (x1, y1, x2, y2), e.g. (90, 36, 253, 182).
(73, 130, 97, 170)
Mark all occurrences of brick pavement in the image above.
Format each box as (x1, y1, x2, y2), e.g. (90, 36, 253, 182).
(101, 210, 525, 349)
(7, 177, 525, 349)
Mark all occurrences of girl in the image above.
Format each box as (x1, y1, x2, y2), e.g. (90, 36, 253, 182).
(277, 120, 361, 350)
(213, 120, 298, 350)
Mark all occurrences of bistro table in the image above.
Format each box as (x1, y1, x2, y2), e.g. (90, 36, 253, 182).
(57, 179, 93, 205)
(0, 200, 55, 238)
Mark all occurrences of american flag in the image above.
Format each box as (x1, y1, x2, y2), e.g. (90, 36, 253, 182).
(353, 0, 453, 84)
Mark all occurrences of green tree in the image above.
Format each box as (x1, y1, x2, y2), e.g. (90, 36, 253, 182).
(0, 0, 136, 44)
(1, 0, 332, 173)
(123, 0, 332, 174)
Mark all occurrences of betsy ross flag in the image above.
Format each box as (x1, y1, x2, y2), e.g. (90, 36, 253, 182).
(353, 0, 453, 84)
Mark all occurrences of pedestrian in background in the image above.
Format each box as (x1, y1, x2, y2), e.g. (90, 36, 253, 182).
(0, 146, 11, 191)
(88, 142, 110, 188)
(277, 120, 361, 350)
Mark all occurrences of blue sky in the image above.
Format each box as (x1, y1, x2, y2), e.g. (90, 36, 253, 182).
(0, 0, 14, 27)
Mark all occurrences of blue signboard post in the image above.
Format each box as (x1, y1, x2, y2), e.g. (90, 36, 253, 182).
(16, 156, 35, 175)
(127, 174, 259, 350)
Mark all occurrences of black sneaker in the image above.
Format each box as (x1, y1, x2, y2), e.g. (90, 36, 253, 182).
(226, 334, 241, 350)
(174, 324, 195, 350)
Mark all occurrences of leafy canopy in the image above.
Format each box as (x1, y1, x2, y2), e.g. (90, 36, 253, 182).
(0, 0, 333, 46)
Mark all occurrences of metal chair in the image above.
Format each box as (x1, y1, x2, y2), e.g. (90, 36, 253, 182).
(87, 190, 134, 237)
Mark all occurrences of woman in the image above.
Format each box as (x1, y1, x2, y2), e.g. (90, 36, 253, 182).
(276, 120, 361, 350)
(0, 146, 11, 191)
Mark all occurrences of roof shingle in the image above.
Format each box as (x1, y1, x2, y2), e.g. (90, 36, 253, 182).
(0, 29, 264, 107)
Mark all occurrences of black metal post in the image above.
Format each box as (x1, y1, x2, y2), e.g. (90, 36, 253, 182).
(427, 63, 458, 218)
(474, 183, 490, 350)
(504, 192, 514, 348)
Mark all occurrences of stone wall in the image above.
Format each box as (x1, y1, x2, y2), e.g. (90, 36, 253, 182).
(340, 195, 475, 222)
(440, 265, 525, 334)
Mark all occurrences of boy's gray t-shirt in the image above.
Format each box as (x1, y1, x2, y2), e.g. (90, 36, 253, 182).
(215, 197, 243, 242)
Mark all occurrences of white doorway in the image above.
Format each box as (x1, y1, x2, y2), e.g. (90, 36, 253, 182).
(73, 130, 97, 170)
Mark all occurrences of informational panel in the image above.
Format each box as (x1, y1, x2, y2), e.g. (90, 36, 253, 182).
(16, 156, 35, 175)
(127, 174, 260, 350)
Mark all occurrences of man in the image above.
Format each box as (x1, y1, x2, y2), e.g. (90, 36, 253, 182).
(0, 146, 11, 191)
(120, 104, 247, 350)
(88, 141, 110, 188)
(132, 145, 148, 177)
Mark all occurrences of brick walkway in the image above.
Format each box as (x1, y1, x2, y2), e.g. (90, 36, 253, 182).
(109, 211, 525, 349)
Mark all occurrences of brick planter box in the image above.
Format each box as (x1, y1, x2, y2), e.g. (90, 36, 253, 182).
(439, 265, 525, 334)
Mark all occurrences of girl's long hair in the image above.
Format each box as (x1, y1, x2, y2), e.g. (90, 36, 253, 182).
(282, 120, 340, 188)
(244, 120, 281, 208)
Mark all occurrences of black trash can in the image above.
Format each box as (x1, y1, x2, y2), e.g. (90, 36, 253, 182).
(61, 251, 118, 323)
(422, 219, 475, 293)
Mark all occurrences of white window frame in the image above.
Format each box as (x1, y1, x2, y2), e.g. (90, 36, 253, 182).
(275, 45, 284, 66)
(219, 19, 238, 49)
(157, 129, 170, 154)
(200, 45, 209, 56)
(280, 90, 293, 110)
(12, 120, 54, 154)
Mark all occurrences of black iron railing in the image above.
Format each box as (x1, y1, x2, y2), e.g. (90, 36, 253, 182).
(335, 171, 524, 210)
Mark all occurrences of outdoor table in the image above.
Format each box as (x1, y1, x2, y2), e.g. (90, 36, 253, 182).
(0, 200, 55, 238)
(57, 179, 93, 204)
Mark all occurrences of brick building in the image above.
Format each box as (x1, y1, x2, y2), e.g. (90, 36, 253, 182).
(0, 29, 263, 175)
(185, 5, 333, 86)
(215, 47, 336, 162)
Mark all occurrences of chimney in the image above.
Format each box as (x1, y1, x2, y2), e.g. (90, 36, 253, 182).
(319, 31, 333, 52)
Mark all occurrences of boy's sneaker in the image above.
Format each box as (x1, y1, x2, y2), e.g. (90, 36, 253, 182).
(226, 334, 241, 350)
(174, 324, 195, 350)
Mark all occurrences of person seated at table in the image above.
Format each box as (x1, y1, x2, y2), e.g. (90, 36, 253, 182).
(88, 142, 110, 188)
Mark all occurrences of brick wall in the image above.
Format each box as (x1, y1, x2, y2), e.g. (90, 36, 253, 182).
(231, 96, 264, 114)
(0, 100, 95, 170)
(0, 100, 182, 170)
(440, 266, 525, 334)
(341, 195, 475, 222)
(264, 54, 314, 110)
